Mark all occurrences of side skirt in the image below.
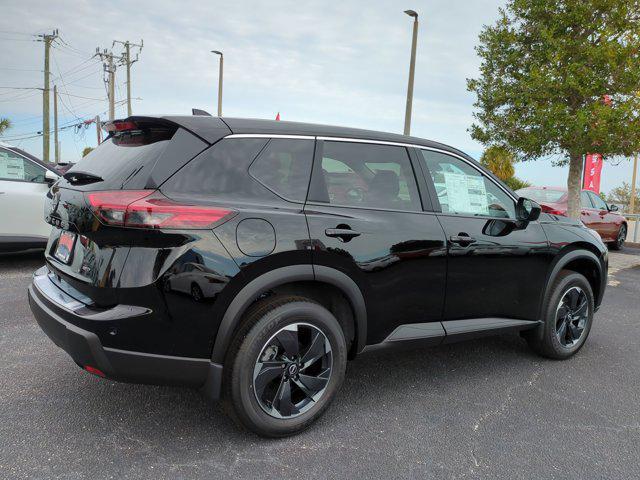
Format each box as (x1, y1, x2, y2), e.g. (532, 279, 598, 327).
(362, 318, 541, 353)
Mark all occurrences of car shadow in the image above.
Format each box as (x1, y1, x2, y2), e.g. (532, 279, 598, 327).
(0, 249, 45, 270)
(39, 332, 542, 445)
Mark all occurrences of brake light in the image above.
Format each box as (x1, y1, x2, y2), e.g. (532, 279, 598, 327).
(540, 204, 566, 216)
(104, 120, 138, 133)
(85, 190, 233, 229)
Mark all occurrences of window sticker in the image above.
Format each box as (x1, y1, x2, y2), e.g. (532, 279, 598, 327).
(442, 171, 488, 215)
(0, 152, 25, 180)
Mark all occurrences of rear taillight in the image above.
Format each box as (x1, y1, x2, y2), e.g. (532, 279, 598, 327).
(104, 120, 138, 133)
(540, 204, 566, 216)
(85, 190, 233, 229)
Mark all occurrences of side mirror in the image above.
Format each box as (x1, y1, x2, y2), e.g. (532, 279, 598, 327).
(516, 197, 541, 223)
(45, 170, 59, 185)
(609, 204, 619, 212)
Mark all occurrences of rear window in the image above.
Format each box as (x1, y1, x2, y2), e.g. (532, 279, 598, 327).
(63, 126, 207, 190)
(66, 128, 174, 189)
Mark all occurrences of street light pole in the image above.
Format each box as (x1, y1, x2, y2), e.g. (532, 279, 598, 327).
(403, 10, 419, 136)
(211, 50, 223, 117)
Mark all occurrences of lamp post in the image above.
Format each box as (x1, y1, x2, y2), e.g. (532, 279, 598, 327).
(403, 10, 419, 136)
(211, 50, 223, 117)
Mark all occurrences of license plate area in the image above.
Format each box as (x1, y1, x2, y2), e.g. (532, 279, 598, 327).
(54, 231, 76, 264)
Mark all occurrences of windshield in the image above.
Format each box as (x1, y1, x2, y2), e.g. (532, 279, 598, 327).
(517, 188, 566, 203)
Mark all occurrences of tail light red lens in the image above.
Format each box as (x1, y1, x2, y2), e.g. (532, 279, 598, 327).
(85, 190, 234, 229)
(104, 120, 138, 133)
(540, 204, 566, 216)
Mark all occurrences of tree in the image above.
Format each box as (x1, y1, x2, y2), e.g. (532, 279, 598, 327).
(607, 182, 640, 211)
(480, 145, 515, 180)
(82, 147, 94, 157)
(479, 145, 530, 191)
(0, 118, 11, 136)
(467, 0, 640, 218)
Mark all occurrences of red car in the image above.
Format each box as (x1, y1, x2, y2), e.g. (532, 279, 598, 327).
(516, 186, 627, 249)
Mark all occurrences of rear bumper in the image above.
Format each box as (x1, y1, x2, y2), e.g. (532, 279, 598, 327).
(28, 267, 222, 398)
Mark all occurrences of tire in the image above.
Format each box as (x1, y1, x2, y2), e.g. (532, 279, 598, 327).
(609, 224, 626, 251)
(526, 270, 594, 359)
(223, 295, 347, 437)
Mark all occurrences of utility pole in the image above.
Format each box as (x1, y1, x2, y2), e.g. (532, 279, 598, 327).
(37, 29, 58, 162)
(403, 10, 419, 136)
(95, 115, 102, 145)
(53, 84, 59, 164)
(211, 51, 223, 116)
(96, 48, 117, 121)
(113, 39, 143, 116)
(630, 154, 638, 214)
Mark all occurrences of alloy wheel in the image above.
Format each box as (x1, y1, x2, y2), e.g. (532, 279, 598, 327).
(555, 286, 589, 347)
(618, 225, 626, 247)
(253, 322, 332, 419)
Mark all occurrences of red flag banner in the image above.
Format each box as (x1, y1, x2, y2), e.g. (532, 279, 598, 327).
(583, 153, 603, 193)
(275, 112, 280, 121)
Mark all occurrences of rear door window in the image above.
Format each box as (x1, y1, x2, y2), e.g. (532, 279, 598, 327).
(588, 191, 608, 211)
(249, 138, 314, 202)
(312, 141, 421, 211)
(581, 191, 594, 209)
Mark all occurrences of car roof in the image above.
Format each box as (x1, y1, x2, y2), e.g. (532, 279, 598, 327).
(136, 115, 476, 162)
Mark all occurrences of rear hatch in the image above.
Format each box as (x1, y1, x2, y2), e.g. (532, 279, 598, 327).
(44, 117, 222, 306)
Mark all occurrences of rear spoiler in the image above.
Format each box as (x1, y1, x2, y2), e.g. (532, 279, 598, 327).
(103, 115, 231, 144)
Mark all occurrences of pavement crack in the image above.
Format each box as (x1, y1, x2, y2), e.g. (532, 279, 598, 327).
(471, 369, 541, 433)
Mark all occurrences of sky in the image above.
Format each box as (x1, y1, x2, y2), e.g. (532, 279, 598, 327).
(0, 0, 636, 194)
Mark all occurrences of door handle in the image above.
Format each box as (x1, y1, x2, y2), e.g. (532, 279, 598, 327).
(449, 234, 476, 246)
(325, 227, 361, 242)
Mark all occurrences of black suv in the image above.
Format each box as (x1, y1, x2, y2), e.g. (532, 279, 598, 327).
(28, 116, 608, 437)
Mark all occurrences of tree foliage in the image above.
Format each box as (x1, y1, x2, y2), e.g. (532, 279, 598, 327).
(0, 118, 11, 135)
(82, 147, 94, 157)
(468, 0, 640, 217)
(480, 145, 516, 180)
(607, 181, 640, 211)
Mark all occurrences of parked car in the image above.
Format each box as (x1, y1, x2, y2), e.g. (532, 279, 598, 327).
(516, 186, 627, 249)
(28, 117, 607, 437)
(0, 142, 59, 252)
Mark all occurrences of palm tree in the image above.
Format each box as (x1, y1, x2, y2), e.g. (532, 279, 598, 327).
(0, 118, 11, 136)
(480, 145, 515, 181)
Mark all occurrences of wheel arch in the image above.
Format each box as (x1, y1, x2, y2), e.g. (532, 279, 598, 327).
(541, 246, 605, 318)
(210, 264, 367, 364)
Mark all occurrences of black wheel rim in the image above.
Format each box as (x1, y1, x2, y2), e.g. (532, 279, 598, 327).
(253, 323, 332, 419)
(555, 286, 589, 347)
(618, 225, 626, 245)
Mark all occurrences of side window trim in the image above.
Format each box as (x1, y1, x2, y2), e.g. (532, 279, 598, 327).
(418, 148, 517, 220)
(407, 147, 434, 211)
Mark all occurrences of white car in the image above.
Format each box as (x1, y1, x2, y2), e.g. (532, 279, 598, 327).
(0, 143, 59, 252)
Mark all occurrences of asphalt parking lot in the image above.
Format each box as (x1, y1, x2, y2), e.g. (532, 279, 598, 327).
(1, 249, 639, 480)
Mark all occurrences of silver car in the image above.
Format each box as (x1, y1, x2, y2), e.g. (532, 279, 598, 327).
(0, 142, 59, 252)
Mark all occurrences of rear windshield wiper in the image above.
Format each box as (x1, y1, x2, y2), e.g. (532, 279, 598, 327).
(63, 170, 104, 185)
